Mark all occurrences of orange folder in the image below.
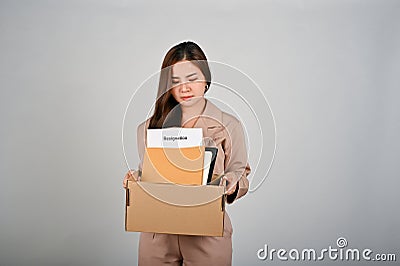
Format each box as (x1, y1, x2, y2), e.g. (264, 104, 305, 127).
(141, 146, 205, 185)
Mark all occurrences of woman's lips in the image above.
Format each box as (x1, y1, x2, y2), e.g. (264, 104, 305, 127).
(181, 96, 193, 101)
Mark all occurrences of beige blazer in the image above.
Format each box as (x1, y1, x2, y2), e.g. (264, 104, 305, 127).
(136, 99, 251, 204)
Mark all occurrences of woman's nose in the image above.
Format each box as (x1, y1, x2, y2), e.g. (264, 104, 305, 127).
(180, 82, 190, 92)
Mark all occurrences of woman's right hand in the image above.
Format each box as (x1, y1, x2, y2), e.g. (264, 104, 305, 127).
(123, 169, 139, 189)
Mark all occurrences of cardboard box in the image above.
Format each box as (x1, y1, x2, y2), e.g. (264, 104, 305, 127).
(125, 180, 226, 236)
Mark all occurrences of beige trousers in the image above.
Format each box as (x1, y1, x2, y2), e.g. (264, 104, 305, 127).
(138, 212, 233, 266)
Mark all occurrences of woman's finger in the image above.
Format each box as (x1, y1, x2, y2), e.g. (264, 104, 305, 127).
(219, 175, 227, 186)
(129, 170, 137, 181)
(219, 176, 233, 194)
(123, 170, 136, 189)
(127, 170, 140, 181)
(225, 183, 233, 195)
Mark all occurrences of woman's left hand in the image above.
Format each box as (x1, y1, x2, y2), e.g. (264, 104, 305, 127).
(220, 174, 239, 195)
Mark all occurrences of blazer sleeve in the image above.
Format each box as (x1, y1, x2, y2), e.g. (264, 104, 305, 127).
(223, 117, 251, 204)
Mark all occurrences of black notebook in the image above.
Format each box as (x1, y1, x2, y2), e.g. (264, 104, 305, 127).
(202, 147, 218, 185)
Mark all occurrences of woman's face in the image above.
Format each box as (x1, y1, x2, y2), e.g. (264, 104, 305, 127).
(170, 60, 207, 106)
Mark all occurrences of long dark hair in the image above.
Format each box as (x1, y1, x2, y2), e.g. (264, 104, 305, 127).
(148, 41, 211, 129)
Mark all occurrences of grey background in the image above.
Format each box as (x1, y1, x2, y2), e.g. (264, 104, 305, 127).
(1, 0, 399, 265)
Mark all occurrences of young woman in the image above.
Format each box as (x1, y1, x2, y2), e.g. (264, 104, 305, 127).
(123, 41, 251, 266)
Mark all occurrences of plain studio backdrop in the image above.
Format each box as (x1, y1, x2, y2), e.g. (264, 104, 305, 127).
(0, 0, 399, 265)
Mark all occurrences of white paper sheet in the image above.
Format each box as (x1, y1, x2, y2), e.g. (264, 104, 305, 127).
(147, 127, 203, 148)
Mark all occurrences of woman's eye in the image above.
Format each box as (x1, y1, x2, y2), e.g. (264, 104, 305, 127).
(188, 78, 197, 82)
(172, 80, 179, 84)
